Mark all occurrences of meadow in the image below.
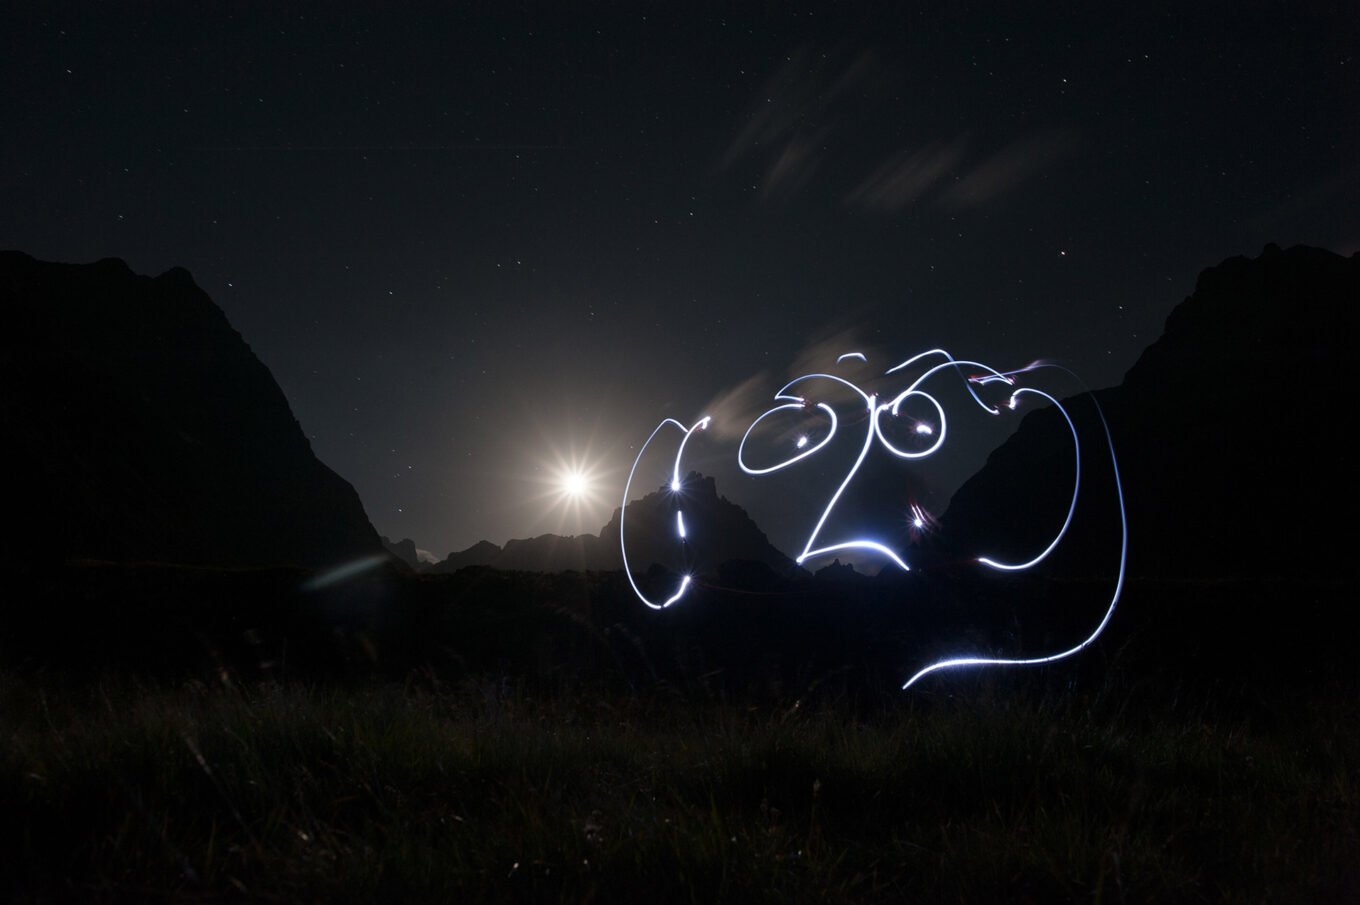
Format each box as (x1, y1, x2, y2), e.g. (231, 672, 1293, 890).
(4, 666, 1356, 903)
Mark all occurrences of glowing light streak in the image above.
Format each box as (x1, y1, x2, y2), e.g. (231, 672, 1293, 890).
(301, 554, 388, 592)
(810, 540, 910, 572)
(902, 385, 1126, 690)
(896, 357, 1015, 416)
(975, 388, 1078, 572)
(738, 401, 838, 474)
(625, 349, 1126, 693)
(661, 575, 692, 607)
(874, 390, 946, 460)
(886, 348, 1008, 414)
(883, 348, 954, 375)
(908, 503, 939, 539)
(737, 374, 911, 571)
(620, 417, 709, 610)
(739, 351, 1125, 689)
(910, 504, 927, 530)
(671, 416, 710, 490)
(790, 392, 915, 571)
(837, 352, 867, 363)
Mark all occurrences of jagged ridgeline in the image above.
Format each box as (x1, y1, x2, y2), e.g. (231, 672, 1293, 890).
(944, 244, 1359, 582)
(0, 252, 383, 569)
(425, 473, 794, 576)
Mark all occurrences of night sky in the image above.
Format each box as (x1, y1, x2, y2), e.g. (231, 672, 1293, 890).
(3, 4, 1356, 560)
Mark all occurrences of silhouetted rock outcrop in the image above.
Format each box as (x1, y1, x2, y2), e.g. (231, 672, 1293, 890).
(428, 534, 607, 573)
(497, 533, 609, 572)
(944, 244, 1359, 581)
(814, 559, 862, 580)
(605, 472, 795, 575)
(380, 536, 421, 569)
(426, 539, 503, 573)
(427, 472, 795, 575)
(1, 252, 383, 569)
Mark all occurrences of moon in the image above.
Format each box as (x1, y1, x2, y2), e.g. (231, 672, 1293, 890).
(560, 469, 591, 500)
(538, 449, 607, 531)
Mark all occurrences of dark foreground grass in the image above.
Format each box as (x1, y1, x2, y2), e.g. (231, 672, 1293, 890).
(2, 673, 1356, 903)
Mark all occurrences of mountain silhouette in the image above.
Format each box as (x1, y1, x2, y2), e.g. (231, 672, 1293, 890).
(943, 244, 1359, 581)
(428, 472, 795, 575)
(380, 536, 422, 569)
(427, 539, 505, 572)
(1, 252, 383, 569)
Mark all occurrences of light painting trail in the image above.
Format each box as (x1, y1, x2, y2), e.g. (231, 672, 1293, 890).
(620, 350, 1127, 690)
(619, 416, 709, 610)
(901, 381, 1126, 690)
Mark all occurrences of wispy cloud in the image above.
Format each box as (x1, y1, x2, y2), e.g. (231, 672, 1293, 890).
(847, 128, 1080, 214)
(727, 48, 1078, 213)
(940, 128, 1080, 209)
(847, 140, 968, 212)
(701, 371, 775, 442)
(722, 48, 883, 200)
(760, 131, 827, 198)
(701, 328, 880, 441)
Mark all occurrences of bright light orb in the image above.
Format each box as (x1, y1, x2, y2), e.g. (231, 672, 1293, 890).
(560, 469, 591, 499)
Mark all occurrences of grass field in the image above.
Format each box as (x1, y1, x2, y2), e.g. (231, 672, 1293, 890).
(3, 670, 1356, 903)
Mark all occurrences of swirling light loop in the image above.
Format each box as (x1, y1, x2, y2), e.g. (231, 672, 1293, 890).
(902, 382, 1126, 689)
(974, 387, 1079, 572)
(620, 417, 707, 610)
(737, 401, 838, 474)
(874, 390, 947, 459)
(621, 350, 1127, 692)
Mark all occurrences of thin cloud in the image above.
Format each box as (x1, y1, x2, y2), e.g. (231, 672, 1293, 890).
(722, 48, 882, 200)
(761, 131, 827, 198)
(701, 371, 774, 442)
(700, 328, 881, 441)
(941, 128, 1080, 209)
(848, 140, 968, 212)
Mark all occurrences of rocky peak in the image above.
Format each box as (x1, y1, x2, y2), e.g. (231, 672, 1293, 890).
(1, 251, 383, 569)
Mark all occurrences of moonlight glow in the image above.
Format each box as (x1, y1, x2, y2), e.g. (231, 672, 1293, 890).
(560, 469, 591, 499)
(530, 446, 611, 537)
(547, 460, 604, 512)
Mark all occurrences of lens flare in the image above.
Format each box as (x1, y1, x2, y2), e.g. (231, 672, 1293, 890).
(530, 446, 611, 536)
(560, 469, 591, 499)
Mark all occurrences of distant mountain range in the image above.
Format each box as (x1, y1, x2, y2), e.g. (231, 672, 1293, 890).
(7, 244, 1353, 584)
(1, 252, 383, 569)
(418, 472, 796, 575)
(421, 244, 1358, 582)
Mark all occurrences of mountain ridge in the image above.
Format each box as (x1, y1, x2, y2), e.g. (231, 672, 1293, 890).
(1, 251, 384, 569)
(427, 472, 796, 576)
(942, 243, 1359, 582)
